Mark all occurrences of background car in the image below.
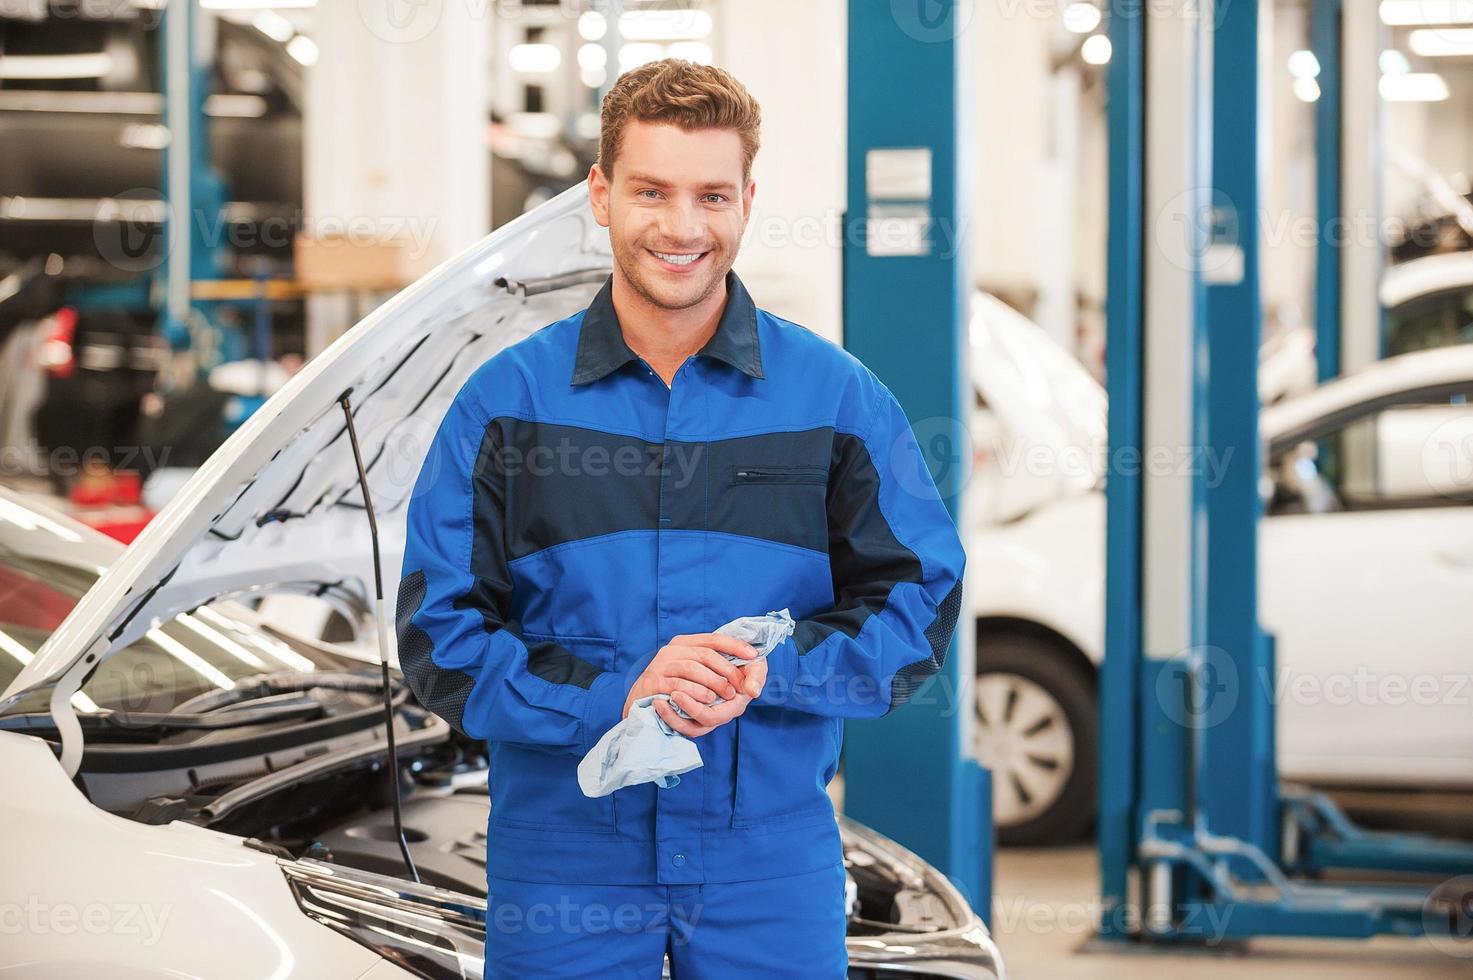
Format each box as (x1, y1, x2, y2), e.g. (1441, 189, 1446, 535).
(967, 310, 1473, 844)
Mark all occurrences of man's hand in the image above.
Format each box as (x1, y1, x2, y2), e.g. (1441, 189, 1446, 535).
(624, 633, 769, 737)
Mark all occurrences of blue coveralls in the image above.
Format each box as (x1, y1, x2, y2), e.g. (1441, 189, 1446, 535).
(396, 270, 967, 977)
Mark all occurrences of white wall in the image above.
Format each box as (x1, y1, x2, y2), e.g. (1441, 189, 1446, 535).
(304, 3, 490, 272)
(715, 0, 847, 344)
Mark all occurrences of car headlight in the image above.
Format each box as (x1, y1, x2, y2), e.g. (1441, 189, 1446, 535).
(281, 859, 486, 980)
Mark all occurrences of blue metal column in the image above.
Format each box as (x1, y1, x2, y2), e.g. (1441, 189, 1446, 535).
(1202, 0, 1278, 865)
(160, 0, 232, 360)
(1097, 5, 1145, 940)
(841, 0, 989, 914)
(1312, 0, 1342, 381)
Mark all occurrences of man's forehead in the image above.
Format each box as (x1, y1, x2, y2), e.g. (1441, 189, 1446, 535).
(615, 120, 745, 186)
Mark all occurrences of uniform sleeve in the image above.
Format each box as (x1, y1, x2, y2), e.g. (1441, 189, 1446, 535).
(394, 386, 633, 755)
(757, 383, 966, 718)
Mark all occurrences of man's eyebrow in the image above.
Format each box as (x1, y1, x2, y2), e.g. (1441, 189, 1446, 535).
(624, 173, 739, 193)
(624, 172, 672, 187)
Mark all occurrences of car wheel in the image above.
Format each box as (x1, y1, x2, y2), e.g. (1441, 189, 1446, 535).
(973, 631, 1097, 845)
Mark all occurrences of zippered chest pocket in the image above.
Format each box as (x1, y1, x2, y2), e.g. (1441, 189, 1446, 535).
(730, 463, 828, 486)
(716, 461, 830, 554)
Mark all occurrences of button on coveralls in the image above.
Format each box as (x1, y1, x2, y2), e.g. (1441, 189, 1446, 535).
(397, 270, 967, 977)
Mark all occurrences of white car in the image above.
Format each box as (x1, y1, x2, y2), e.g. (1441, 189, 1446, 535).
(0, 186, 1004, 978)
(966, 302, 1473, 844)
(1383, 250, 1473, 356)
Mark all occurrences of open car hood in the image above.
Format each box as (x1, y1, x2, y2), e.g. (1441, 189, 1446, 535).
(1, 183, 613, 715)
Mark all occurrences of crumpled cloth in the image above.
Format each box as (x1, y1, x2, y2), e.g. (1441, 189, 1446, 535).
(577, 608, 796, 798)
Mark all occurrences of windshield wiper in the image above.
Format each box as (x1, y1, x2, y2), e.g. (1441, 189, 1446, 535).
(0, 695, 327, 735)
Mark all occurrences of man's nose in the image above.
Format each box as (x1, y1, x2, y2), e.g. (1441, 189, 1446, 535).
(658, 198, 705, 245)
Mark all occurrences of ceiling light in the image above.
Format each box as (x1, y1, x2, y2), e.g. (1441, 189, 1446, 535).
(1409, 27, 1473, 54)
(286, 34, 318, 66)
(1063, 2, 1102, 34)
(578, 11, 607, 42)
(1379, 0, 1473, 26)
(508, 43, 561, 74)
(1081, 34, 1112, 65)
(0, 53, 112, 80)
(1379, 71, 1451, 100)
(1288, 49, 1321, 78)
(1380, 48, 1412, 74)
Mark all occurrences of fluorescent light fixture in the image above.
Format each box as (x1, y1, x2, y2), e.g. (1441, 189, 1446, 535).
(1293, 76, 1322, 102)
(1379, 71, 1451, 100)
(0, 52, 112, 80)
(204, 93, 268, 117)
(578, 11, 607, 41)
(252, 10, 294, 43)
(1380, 48, 1412, 74)
(1288, 49, 1321, 78)
(667, 41, 713, 64)
(1379, 0, 1473, 25)
(1409, 27, 1473, 54)
(201, 0, 317, 9)
(578, 43, 607, 71)
(286, 34, 318, 66)
(619, 42, 666, 72)
(1063, 2, 1101, 34)
(509, 42, 561, 74)
(1081, 34, 1111, 65)
(620, 10, 713, 41)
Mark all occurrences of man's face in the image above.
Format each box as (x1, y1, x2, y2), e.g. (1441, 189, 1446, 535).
(589, 120, 754, 312)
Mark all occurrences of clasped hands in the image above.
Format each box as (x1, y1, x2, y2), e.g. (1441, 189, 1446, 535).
(621, 633, 767, 737)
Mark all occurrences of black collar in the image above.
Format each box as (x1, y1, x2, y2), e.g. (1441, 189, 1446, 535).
(570, 269, 765, 385)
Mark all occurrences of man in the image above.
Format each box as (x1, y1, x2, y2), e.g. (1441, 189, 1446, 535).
(396, 59, 966, 978)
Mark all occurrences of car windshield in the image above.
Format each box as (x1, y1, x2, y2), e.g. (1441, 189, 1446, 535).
(0, 541, 350, 717)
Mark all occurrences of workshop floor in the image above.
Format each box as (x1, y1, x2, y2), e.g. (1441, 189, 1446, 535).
(991, 846, 1462, 978)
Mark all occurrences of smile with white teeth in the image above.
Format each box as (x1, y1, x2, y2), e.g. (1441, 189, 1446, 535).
(651, 249, 706, 266)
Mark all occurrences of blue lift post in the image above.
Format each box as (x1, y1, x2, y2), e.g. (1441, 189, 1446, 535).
(1311, 0, 1342, 383)
(1096, 1, 1145, 942)
(841, 0, 990, 916)
(1100, 1, 1473, 945)
(160, 0, 235, 364)
(1202, 0, 1277, 870)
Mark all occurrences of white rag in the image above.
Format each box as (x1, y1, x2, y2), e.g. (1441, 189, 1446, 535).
(576, 608, 796, 797)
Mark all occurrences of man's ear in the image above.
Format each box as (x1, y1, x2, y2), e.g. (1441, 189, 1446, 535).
(739, 177, 756, 235)
(588, 163, 612, 228)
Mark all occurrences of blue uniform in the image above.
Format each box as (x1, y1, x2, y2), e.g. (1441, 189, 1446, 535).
(396, 270, 966, 974)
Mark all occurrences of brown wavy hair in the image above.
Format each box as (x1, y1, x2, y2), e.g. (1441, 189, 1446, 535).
(598, 59, 762, 183)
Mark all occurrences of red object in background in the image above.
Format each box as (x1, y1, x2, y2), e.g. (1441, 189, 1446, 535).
(67, 470, 153, 543)
(69, 468, 141, 507)
(38, 307, 78, 379)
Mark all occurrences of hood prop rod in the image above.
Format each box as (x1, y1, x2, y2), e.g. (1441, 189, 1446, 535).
(338, 390, 420, 884)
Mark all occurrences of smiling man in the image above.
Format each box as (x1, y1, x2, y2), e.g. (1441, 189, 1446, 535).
(397, 59, 966, 978)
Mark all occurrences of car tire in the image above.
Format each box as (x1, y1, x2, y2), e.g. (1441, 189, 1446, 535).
(974, 630, 1097, 846)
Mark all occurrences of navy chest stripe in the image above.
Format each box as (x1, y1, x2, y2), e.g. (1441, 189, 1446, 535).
(471, 417, 839, 560)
